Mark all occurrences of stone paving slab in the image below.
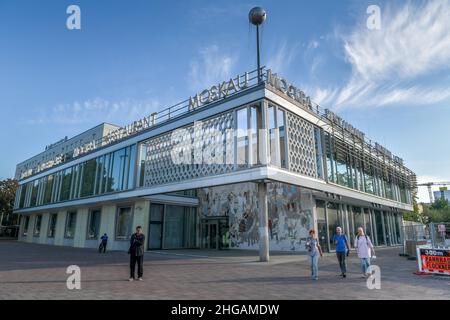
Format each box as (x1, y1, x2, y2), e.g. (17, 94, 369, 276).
(0, 241, 448, 300)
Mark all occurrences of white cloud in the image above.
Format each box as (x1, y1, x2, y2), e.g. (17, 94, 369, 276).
(316, 0, 450, 109)
(266, 41, 299, 75)
(25, 97, 160, 126)
(188, 45, 236, 91)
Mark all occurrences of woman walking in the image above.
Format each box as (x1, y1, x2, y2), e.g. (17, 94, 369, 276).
(354, 227, 375, 277)
(305, 229, 323, 280)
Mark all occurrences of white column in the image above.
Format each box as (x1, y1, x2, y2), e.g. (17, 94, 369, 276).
(258, 182, 269, 262)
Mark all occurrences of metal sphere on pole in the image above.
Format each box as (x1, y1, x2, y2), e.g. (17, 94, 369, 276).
(249, 7, 266, 83)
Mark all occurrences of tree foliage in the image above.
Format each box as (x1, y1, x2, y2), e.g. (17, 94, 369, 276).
(0, 179, 19, 226)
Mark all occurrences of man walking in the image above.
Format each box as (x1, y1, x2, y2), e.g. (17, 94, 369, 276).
(128, 226, 145, 281)
(332, 227, 350, 278)
(99, 233, 108, 253)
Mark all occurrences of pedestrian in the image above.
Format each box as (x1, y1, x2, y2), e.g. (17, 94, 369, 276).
(305, 229, 323, 280)
(354, 227, 375, 277)
(332, 227, 350, 278)
(98, 233, 108, 253)
(128, 226, 145, 281)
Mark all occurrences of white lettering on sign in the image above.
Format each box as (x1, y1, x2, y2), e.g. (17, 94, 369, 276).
(189, 73, 249, 110)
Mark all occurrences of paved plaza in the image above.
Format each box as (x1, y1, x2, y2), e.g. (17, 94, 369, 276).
(0, 241, 448, 300)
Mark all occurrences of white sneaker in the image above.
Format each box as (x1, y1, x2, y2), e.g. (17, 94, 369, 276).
(138, 277, 143, 281)
(129, 278, 134, 282)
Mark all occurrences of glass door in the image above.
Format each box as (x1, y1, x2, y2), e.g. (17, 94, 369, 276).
(316, 200, 328, 252)
(148, 204, 164, 250)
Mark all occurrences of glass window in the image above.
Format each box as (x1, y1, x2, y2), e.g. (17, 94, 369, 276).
(327, 202, 339, 251)
(29, 180, 39, 207)
(47, 214, 57, 238)
(116, 206, 133, 240)
(374, 210, 385, 246)
(236, 108, 249, 167)
(268, 105, 279, 166)
(60, 168, 73, 201)
(127, 145, 136, 190)
(314, 128, 324, 179)
(19, 184, 27, 209)
(138, 144, 148, 187)
(277, 108, 287, 168)
(109, 148, 127, 192)
(34, 215, 42, 237)
(71, 165, 81, 199)
(164, 205, 185, 249)
(23, 216, 30, 236)
(364, 208, 373, 239)
(250, 105, 260, 166)
(353, 206, 364, 235)
(80, 159, 97, 198)
(95, 155, 105, 195)
(87, 209, 101, 239)
(316, 200, 328, 251)
(65, 211, 77, 239)
(43, 175, 54, 205)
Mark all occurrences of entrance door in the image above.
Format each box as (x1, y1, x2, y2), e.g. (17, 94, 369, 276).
(148, 204, 164, 250)
(200, 217, 229, 249)
(201, 220, 219, 249)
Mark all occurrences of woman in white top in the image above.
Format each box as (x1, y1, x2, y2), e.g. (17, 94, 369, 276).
(354, 227, 376, 277)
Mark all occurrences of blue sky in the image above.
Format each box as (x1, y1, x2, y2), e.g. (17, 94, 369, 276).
(1, 0, 449, 202)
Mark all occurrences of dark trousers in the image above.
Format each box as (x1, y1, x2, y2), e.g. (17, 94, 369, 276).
(99, 241, 107, 253)
(130, 254, 144, 279)
(336, 252, 347, 274)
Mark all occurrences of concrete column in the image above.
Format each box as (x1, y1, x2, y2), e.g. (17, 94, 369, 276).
(258, 182, 269, 262)
(40, 213, 50, 244)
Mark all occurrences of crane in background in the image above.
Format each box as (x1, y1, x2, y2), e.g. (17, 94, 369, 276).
(417, 182, 450, 203)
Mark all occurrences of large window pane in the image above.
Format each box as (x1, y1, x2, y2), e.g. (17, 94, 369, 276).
(236, 108, 249, 167)
(164, 205, 184, 249)
(116, 206, 133, 240)
(109, 148, 126, 192)
(277, 108, 287, 168)
(327, 202, 339, 251)
(250, 105, 260, 166)
(47, 214, 57, 238)
(268, 105, 279, 166)
(60, 168, 73, 201)
(43, 175, 54, 205)
(23, 216, 30, 236)
(374, 210, 385, 246)
(316, 200, 328, 251)
(87, 209, 101, 239)
(65, 211, 77, 238)
(34, 215, 42, 237)
(19, 184, 27, 208)
(127, 145, 136, 190)
(80, 159, 97, 198)
(29, 180, 39, 207)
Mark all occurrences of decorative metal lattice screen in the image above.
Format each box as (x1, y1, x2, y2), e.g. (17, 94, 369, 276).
(287, 112, 317, 178)
(143, 111, 235, 187)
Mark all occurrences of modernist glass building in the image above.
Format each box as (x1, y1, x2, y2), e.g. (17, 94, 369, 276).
(14, 68, 416, 257)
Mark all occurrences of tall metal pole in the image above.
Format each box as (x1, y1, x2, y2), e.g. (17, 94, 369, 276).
(256, 25, 261, 82)
(249, 7, 266, 83)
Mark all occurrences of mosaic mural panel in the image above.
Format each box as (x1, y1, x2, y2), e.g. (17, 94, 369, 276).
(198, 182, 314, 251)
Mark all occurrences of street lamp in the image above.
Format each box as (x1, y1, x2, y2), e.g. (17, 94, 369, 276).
(249, 7, 267, 83)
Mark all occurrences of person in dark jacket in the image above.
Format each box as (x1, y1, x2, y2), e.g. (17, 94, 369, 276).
(99, 233, 108, 253)
(129, 226, 145, 281)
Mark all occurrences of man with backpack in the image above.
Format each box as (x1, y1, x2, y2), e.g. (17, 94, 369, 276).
(354, 227, 376, 277)
(332, 226, 350, 278)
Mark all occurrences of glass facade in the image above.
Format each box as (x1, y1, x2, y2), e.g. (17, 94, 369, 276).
(16, 145, 136, 209)
(33, 215, 42, 237)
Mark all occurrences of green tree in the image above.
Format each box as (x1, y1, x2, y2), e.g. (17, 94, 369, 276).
(0, 179, 19, 226)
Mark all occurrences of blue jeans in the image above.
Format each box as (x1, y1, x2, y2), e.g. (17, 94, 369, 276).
(309, 254, 319, 279)
(360, 257, 371, 274)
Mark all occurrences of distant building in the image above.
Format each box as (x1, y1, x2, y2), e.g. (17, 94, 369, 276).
(433, 190, 450, 202)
